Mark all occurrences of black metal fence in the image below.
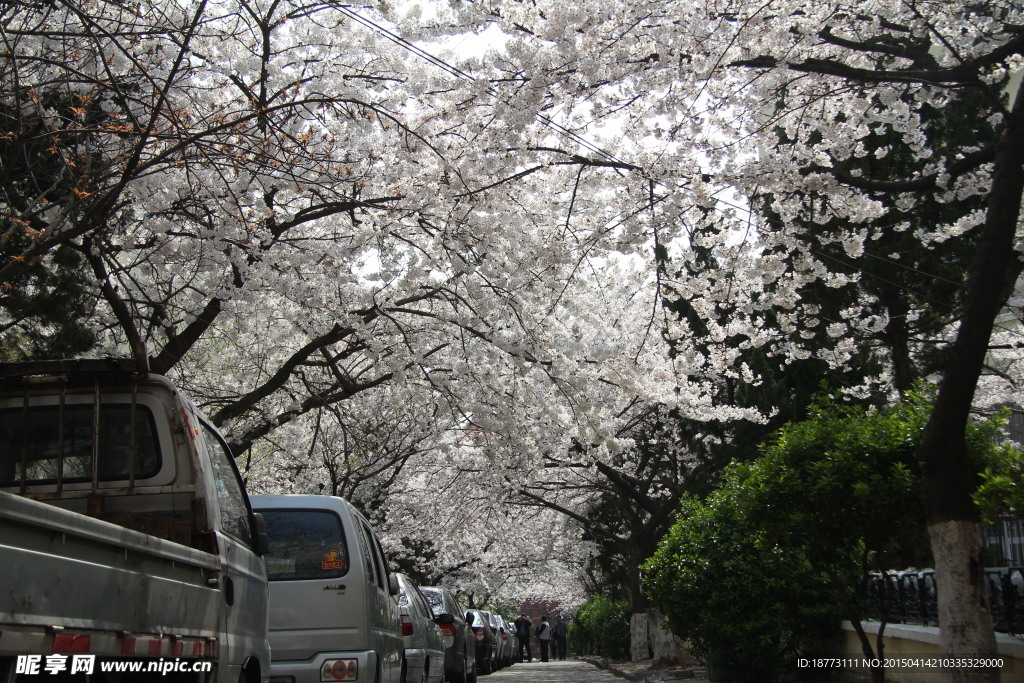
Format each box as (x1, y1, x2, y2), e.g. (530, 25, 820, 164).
(864, 567, 1024, 633)
(984, 517, 1024, 566)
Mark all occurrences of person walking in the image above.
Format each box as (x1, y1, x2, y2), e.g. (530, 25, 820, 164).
(552, 615, 568, 660)
(536, 615, 551, 662)
(513, 613, 533, 662)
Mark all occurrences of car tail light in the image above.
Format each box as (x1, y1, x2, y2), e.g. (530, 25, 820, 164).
(473, 627, 485, 642)
(439, 624, 457, 637)
(401, 615, 415, 637)
(320, 659, 357, 681)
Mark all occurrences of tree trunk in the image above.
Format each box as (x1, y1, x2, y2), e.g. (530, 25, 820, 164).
(626, 538, 656, 661)
(647, 609, 679, 666)
(928, 521, 999, 683)
(630, 611, 651, 662)
(916, 79, 1024, 683)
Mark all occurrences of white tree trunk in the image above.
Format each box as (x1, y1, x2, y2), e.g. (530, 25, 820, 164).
(630, 611, 651, 662)
(929, 520, 1000, 683)
(647, 609, 680, 665)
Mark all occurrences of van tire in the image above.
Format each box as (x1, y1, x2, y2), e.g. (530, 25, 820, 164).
(239, 658, 261, 683)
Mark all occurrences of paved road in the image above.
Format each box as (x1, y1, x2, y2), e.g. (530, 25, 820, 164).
(481, 660, 623, 683)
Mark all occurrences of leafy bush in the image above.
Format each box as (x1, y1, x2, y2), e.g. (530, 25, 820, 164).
(643, 491, 840, 682)
(644, 388, 1022, 683)
(973, 418, 1024, 524)
(567, 594, 631, 660)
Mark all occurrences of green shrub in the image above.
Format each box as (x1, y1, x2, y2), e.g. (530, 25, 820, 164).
(643, 388, 1022, 683)
(643, 492, 840, 682)
(568, 594, 631, 660)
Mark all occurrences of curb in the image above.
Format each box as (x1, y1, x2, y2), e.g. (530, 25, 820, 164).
(580, 656, 707, 681)
(580, 657, 644, 680)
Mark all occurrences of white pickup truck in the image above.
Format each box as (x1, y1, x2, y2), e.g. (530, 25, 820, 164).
(0, 359, 270, 683)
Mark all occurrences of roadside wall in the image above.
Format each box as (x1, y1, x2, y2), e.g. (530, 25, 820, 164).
(836, 621, 1024, 683)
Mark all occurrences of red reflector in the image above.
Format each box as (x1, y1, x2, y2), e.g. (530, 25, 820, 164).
(330, 661, 348, 680)
(53, 634, 91, 653)
(439, 624, 457, 637)
(400, 617, 414, 637)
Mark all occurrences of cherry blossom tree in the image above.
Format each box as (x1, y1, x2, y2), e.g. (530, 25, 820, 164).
(420, 1, 1024, 677)
(0, 0, 692, 621)
(0, 0, 691, 454)
(6, 2, 1024, 676)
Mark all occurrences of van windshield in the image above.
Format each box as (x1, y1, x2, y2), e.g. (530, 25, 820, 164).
(260, 509, 349, 580)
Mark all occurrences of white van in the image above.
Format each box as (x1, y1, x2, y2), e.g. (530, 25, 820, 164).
(251, 494, 403, 683)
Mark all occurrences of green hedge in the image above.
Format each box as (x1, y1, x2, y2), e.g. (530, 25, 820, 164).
(567, 594, 631, 660)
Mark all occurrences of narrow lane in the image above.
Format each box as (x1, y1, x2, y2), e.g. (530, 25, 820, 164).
(482, 660, 624, 683)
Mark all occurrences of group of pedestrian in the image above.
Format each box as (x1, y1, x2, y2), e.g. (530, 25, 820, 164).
(512, 613, 568, 662)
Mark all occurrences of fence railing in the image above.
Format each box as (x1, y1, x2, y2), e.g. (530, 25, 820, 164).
(863, 567, 1024, 634)
(984, 517, 1024, 566)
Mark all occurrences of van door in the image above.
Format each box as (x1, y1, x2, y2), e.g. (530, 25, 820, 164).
(200, 421, 270, 683)
(353, 518, 403, 683)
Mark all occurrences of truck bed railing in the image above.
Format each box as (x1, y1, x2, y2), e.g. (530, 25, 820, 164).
(0, 357, 149, 384)
(1, 360, 151, 495)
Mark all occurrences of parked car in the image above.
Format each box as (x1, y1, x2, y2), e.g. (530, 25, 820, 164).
(489, 614, 513, 668)
(466, 609, 497, 675)
(395, 573, 445, 683)
(251, 494, 404, 683)
(419, 586, 476, 683)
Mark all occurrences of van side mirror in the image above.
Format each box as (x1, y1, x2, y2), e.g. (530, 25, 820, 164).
(252, 512, 270, 556)
(388, 573, 400, 596)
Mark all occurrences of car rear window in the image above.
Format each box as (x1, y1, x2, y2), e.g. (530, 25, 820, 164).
(260, 509, 349, 580)
(0, 404, 161, 486)
(421, 588, 443, 613)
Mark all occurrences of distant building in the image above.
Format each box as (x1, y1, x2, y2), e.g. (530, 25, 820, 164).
(515, 598, 562, 624)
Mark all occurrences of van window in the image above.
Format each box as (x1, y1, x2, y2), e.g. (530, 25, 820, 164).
(354, 520, 383, 589)
(201, 423, 252, 544)
(364, 520, 387, 589)
(370, 529, 391, 588)
(261, 509, 349, 580)
(0, 404, 160, 486)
